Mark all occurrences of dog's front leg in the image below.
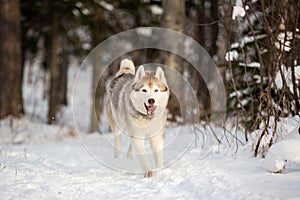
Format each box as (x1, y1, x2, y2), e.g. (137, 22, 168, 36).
(114, 134, 121, 158)
(131, 137, 152, 178)
(150, 129, 164, 169)
(127, 140, 134, 159)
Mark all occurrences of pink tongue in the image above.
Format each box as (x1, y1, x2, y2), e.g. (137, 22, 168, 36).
(147, 105, 157, 113)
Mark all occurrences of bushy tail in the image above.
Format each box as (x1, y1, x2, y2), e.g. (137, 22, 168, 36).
(115, 59, 135, 77)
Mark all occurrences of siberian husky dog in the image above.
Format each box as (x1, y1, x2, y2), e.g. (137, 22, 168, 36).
(106, 59, 170, 178)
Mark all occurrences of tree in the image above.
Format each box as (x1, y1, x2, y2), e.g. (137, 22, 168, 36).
(224, 0, 300, 156)
(186, 0, 221, 117)
(88, 0, 162, 131)
(162, 0, 185, 120)
(47, 1, 60, 124)
(0, 0, 24, 119)
(90, 4, 106, 132)
(20, 0, 88, 123)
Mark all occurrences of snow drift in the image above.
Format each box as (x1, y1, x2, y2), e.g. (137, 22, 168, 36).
(262, 127, 300, 173)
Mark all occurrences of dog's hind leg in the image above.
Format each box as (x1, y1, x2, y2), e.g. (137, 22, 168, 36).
(109, 122, 122, 158)
(127, 138, 134, 159)
(114, 133, 122, 158)
(106, 103, 122, 158)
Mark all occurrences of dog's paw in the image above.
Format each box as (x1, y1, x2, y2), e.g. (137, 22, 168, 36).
(144, 171, 153, 178)
(114, 148, 121, 158)
(127, 143, 133, 159)
(127, 151, 133, 159)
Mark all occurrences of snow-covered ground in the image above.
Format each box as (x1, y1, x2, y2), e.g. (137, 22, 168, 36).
(1, 61, 300, 199)
(1, 123, 300, 200)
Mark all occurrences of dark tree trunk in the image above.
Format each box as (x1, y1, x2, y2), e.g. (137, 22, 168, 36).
(47, 9, 59, 124)
(162, 0, 185, 121)
(190, 0, 212, 116)
(90, 5, 106, 132)
(0, 0, 24, 119)
(162, 0, 185, 72)
(209, 0, 219, 57)
(197, 0, 206, 47)
(58, 35, 68, 106)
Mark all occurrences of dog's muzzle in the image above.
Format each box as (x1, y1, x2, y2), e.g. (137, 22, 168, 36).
(144, 102, 157, 116)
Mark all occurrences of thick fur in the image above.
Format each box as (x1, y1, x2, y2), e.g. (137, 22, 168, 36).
(106, 59, 170, 178)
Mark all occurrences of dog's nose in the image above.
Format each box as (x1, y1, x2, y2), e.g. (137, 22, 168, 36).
(148, 98, 155, 105)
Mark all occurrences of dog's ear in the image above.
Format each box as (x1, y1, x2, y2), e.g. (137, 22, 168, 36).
(155, 67, 167, 84)
(134, 65, 145, 82)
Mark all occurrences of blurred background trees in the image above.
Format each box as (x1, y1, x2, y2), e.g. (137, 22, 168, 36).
(0, 0, 24, 118)
(226, 0, 300, 156)
(0, 0, 299, 155)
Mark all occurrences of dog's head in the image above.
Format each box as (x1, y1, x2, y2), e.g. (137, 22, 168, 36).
(131, 65, 169, 118)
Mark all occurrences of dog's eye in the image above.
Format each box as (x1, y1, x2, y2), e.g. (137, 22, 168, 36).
(142, 89, 147, 92)
(154, 89, 159, 92)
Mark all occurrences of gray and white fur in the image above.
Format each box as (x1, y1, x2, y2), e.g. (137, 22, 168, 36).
(106, 59, 170, 178)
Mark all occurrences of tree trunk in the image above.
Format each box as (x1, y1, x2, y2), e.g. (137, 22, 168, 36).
(216, 2, 231, 66)
(47, 9, 59, 124)
(216, 0, 231, 103)
(196, 0, 206, 47)
(191, 0, 212, 116)
(90, 5, 106, 132)
(58, 35, 68, 106)
(162, 0, 185, 72)
(162, 0, 185, 121)
(209, 0, 219, 57)
(0, 0, 24, 119)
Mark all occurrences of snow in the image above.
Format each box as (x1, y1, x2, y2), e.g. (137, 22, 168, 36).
(232, 5, 249, 20)
(225, 50, 238, 61)
(81, 8, 92, 16)
(136, 28, 153, 37)
(0, 117, 74, 144)
(1, 62, 300, 199)
(150, 5, 163, 15)
(230, 34, 267, 49)
(262, 126, 300, 173)
(232, 0, 249, 20)
(239, 62, 260, 68)
(22, 57, 49, 122)
(94, 0, 114, 11)
(232, 6, 246, 20)
(274, 65, 300, 93)
(250, 116, 300, 156)
(275, 32, 293, 52)
(262, 139, 300, 173)
(1, 127, 300, 199)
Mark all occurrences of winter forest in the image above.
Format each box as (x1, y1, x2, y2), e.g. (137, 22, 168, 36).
(1, 0, 300, 199)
